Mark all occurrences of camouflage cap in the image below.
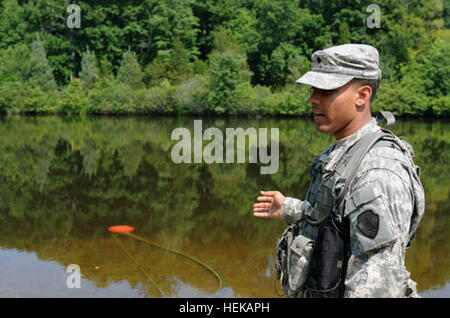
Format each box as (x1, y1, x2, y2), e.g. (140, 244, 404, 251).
(296, 44, 381, 90)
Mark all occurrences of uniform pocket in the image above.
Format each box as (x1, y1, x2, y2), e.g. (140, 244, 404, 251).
(288, 234, 314, 292)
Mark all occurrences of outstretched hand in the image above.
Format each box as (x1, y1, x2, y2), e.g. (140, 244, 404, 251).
(253, 191, 286, 220)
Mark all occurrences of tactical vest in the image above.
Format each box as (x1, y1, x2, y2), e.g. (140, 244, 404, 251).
(275, 119, 424, 298)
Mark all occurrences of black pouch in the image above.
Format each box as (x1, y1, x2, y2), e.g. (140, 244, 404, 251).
(304, 216, 349, 298)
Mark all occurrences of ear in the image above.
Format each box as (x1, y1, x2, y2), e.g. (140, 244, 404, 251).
(356, 84, 372, 107)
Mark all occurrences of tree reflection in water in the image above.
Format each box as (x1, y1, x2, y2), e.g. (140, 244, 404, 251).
(0, 116, 448, 297)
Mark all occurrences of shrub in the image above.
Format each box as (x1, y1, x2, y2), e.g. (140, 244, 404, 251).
(374, 80, 430, 116)
(57, 79, 89, 114)
(431, 96, 450, 117)
(134, 82, 176, 114)
(172, 75, 210, 114)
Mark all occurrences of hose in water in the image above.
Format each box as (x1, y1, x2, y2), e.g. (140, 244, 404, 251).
(124, 232, 223, 291)
(112, 234, 166, 297)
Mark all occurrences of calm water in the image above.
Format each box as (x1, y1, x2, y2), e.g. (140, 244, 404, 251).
(0, 115, 448, 298)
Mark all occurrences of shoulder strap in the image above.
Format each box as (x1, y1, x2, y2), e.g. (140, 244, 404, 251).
(333, 130, 387, 220)
(377, 111, 395, 128)
(333, 109, 398, 213)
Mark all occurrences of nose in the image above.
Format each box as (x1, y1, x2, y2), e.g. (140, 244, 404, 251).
(309, 88, 320, 106)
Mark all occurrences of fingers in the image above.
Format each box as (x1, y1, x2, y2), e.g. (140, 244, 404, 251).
(253, 212, 272, 218)
(253, 191, 281, 219)
(260, 191, 277, 196)
(253, 202, 271, 209)
(256, 196, 273, 203)
(253, 201, 271, 212)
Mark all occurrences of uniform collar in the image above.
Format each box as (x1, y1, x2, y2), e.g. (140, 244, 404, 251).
(335, 118, 379, 148)
(323, 118, 380, 174)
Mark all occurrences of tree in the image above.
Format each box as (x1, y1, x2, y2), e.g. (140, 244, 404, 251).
(0, 44, 31, 83)
(0, 0, 27, 49)
(422, 39, 450, 98)
(79, 47, 99, 89)
(267, 42, 304, 88)
(223, 0, 329, 86)
(207, 28, 253, 114)
(144, 39, 193, 87)
(117, 50, 144, 88)
(145, 0, 200, 60)
(445, 0, 450, 28)
(338, 21, 351, 44)
(29, 34, 57, 91)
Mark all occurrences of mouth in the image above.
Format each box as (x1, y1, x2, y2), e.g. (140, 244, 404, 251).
(312, 110, 326, 123)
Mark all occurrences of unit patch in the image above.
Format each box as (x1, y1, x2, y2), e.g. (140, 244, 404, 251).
(357, 210, 379, 239)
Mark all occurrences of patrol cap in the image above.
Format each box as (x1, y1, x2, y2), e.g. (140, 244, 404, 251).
(296, 44, 381, 90)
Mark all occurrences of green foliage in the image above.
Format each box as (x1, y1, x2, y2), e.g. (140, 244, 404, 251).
(88, 82, 141, 114)
(445, 0, 450, 28)
(29, 35, 57, 91)
(0, 0, 27, 49)
(421, 39, 450, 98)
(134, 82, 177, 114)
(0, 81, 20, 113)
(259, 85, 310, 116)
(79, 48, 99, 89)
(172, 75, 210, 114)
(207, 50, 253, 114)
(206, 28, 253, 114)
(117, 50, 144, 88)
(266, 42, 303, 87)
(57, 79, 89, 114)
(430, 96, 450, 116)
(0, 43, 31, 83)
(145, 0, 200, 60)
(338, 21, 351, 45)
(374, 81, 430, 116)
(0, 0, 447, 117)
(223, 0, 330, 87)
(143, 39, 194, 86)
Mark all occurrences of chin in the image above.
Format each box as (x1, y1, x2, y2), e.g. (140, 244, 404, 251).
(315, 123, 332, 135)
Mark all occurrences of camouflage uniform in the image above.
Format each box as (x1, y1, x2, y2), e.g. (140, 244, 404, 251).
(279, 44, 426, 298)
(281, 118, 425, 297)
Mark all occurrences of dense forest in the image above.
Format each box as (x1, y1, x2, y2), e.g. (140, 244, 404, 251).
(0, 0, 449, 116)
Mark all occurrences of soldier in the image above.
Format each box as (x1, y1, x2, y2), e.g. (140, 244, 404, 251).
(252, 44, 425, 298)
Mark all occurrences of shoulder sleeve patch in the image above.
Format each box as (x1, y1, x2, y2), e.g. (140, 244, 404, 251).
(345, 183, 399, 256)
(356, 210, 379, 239)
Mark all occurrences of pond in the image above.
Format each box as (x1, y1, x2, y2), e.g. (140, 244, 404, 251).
(0, 115, 448, 298)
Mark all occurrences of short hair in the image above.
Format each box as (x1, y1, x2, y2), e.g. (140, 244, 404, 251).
(353, 78, 380, 103)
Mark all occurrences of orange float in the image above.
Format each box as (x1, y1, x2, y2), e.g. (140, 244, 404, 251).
(108, 225, 135, 233)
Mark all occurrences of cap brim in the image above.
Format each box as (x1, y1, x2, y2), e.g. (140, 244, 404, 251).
(296, 71, 354, 90)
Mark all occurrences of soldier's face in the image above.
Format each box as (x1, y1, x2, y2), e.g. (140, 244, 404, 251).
(308, 81, 365, 139)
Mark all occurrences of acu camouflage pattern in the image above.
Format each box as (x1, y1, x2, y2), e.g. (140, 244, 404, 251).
(279, 119, 425, 298)
(296, 44, 382, 90)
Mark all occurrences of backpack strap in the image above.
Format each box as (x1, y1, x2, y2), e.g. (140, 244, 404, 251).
(377, 110, 395, 128)
(333, 129, 387, 221)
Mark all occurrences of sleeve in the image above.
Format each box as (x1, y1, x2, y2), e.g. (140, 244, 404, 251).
(280, 198, 317, 224)
(342, 168, 414, 298)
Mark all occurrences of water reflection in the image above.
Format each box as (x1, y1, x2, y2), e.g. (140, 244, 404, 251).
(0, 115, 448, 297)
